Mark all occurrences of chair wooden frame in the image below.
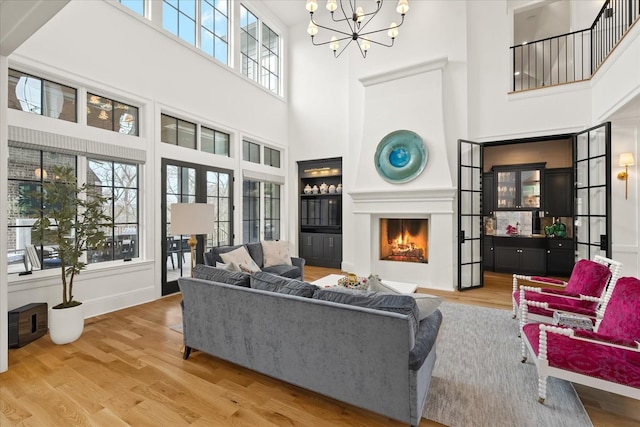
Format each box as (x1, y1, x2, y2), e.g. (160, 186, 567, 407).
(522, 321, 640, 404)
(512, 255, 623, 323)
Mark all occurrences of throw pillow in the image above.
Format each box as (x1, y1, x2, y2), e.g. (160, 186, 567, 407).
(412, 293, 444, 321)
(192, 264, 251, 287)
(220, 246, 261, 273)
(368, 274, 443, 320)
(261, 240, 293, 268)
(216, 261, 234, 271)
(250, 271, 318, 297)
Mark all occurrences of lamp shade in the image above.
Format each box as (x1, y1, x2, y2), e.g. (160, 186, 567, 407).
(170, 203, 215, 235)
(619, 152, 635, 166)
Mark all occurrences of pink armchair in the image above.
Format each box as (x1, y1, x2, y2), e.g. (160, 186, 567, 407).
(512, 255, 622, 325)
(521, 276, 640, 403)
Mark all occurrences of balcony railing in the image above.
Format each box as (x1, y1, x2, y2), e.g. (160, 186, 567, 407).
(510, 0, 639, 92)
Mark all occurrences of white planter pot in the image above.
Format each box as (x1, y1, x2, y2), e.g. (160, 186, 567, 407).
(49, 304, 84, 345)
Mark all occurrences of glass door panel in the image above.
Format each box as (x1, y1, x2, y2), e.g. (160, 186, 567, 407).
(458, 139, 483, 291)
(496, 171, 517, 208)
(573, 123, 611, 260)
(520, 169, 541, 208)
(162, 160, 233, 296)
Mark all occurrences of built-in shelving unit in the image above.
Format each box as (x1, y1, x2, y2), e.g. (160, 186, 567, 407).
(297, 157, 342, 268)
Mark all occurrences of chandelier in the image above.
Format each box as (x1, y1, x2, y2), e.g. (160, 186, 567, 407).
(306, 0, 410, 58)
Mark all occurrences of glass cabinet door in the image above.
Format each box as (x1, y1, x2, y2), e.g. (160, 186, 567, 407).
(520, 169, 541, 208)
(496, 171, 517, 208)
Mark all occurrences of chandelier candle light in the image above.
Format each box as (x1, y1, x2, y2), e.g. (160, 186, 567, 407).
(306, 0, 409, 58)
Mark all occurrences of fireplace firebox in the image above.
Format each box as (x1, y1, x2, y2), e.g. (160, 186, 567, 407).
(379, 218, 428, 263)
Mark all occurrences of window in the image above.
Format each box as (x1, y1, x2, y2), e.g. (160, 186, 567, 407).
(242, 179, 260, 243)
(240, 6, 280, 93)
(87, 160, 140, 263)
(261, 23, 279, 93)
(200, 0, 229, 64)
(264, 182, 281, 240)
(243, 140, 260, 163)
(240, 6, 259, 83)
(7, 147, 76, 273)
(201, 126, 230, 156)
(87, 93, 139, 136)
(161, 114, 196, 149)
(264, 147, 281, 168)
(118, 0, 144, 15)
(162, 0, 229, 65)
(163, 0, 196, 45)
(242, 179, 281, 243)
(8, 69, 77, 122)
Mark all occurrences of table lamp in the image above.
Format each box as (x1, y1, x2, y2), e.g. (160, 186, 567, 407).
(170, 203, 215, 277)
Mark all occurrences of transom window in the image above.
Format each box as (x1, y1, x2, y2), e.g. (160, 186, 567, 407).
(264, 146, 281, 168)
(243, 140, 260, 164)
(240, 5, 280, 94)
(87, 93, 139, 136)
(8, 69, 77, 122)
(161, 114, 197, 149)
(162, 0, 229, 65)
(201, 126, 230, 157)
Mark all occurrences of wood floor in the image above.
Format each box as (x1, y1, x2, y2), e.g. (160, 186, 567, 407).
(1, 267, 638, 426)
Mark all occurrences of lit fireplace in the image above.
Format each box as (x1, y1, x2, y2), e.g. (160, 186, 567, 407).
(379, 218, 428, 263)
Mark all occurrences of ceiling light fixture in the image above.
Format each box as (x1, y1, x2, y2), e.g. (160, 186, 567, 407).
(306, 0, 409, 58)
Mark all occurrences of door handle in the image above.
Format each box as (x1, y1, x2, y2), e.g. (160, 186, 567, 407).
(599, 235, 608, 251)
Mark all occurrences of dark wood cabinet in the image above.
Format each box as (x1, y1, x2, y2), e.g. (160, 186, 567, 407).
(546, 238, 574, 276)
(483, 173, 494, 216)
(493, 164, 544, 210)
(298, 157, 342, 268)
(543, 168, 573, 217)
(483, 236, 494, 270)
(300, 232, 342, 268)
(493, 237, 546, 275)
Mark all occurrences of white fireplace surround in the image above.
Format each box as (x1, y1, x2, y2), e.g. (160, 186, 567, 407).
(348, 188, 456, 291)
(345, 57, 456, 291)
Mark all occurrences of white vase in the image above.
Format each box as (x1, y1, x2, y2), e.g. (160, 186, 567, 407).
(49, 303, 84, 345)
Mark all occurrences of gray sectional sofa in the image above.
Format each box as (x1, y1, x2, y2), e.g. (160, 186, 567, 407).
(178, 266, 443, 426)
(203, 242, 305, 280)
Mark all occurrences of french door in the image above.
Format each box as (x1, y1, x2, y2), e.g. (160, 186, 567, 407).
(161, 159, 233, 296)
(573, 123, 612, 259)
(456, 122, 611, 291)
(458, 139, 484, 291)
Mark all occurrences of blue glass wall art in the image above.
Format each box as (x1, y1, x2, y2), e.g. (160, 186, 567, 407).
(374, 130, 428, 183)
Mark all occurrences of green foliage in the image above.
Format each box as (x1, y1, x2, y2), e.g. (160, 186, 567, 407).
(32, 166, 112, 308)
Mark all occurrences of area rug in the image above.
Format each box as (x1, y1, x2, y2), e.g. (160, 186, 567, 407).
(422, 302, 593, 427)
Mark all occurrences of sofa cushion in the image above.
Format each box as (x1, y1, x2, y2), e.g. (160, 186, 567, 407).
(245, 242, 264, 268)
(313, 288, 419, 345)
(261, 240, 293, 267)
(262, 264, 302, 279)
(220, 246, 261, 273)
(368, 275, 443, 320)
(206, 244, 245, 265)
(250, 271, 318, 297)
(192, 264, 251, 287)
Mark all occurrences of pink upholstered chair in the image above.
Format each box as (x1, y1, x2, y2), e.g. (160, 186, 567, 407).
(521, 276, 640, 403)
(512, 255, 622, 325)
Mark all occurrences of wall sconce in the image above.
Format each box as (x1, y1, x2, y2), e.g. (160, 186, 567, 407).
(617, 152, 635, 200)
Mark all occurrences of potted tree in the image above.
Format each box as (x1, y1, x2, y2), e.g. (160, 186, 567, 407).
(31, 165, 111, 344)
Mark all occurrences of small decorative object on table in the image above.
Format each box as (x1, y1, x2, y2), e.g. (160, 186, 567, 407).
(337, 273, 368, 290)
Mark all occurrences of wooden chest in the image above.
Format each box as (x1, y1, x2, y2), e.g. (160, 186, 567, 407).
(8, 303, 48, 348)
